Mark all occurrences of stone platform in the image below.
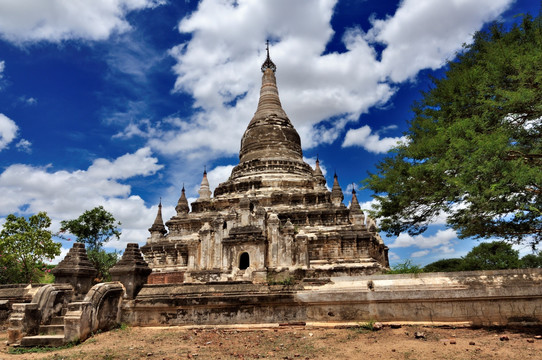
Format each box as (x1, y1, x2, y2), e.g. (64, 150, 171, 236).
(121, 268, 542, 327)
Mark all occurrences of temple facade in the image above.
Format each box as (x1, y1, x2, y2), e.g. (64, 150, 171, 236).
(141, 47, 389, 283)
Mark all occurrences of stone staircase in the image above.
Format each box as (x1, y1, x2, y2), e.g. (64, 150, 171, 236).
(19, 305, 68, 347)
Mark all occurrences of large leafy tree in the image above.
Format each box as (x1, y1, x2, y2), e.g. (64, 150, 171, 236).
(0, 212, 61, 284)
(461, 241, 521, 271)
(365, 14, 542, 247)
(60, 206, 121, 252)
(60, 206, 121, 281)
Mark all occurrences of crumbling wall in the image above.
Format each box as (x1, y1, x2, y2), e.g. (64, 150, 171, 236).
(121, 269, 542, 327)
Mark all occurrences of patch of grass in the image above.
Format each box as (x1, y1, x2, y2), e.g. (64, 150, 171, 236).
(350, 320, 377, 334)
(9, 341, 78, 354)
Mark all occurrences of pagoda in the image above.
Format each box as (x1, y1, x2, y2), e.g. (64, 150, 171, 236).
(141, 44, 389, 283)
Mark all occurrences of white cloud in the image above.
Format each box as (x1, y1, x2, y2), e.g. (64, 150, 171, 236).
(0, 113, 18, 151)
(411, 249, 430, 258)
(388, 251, 400, 261)
(0, 147, 164, 248)
(15, 138, 32, 153)
(389, 228, 457, 250)
(206, 165, 235, 192)
(0, 60, 4, 77)
(136, 0, 511, 165)
(0, 0, 165, 44)
(366, 0, 513, 82)
(342, 125, 407, 153)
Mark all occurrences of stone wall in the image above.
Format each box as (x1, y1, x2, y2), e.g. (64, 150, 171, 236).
(0, 284, 45, 325)
(121, 269, 542, 327)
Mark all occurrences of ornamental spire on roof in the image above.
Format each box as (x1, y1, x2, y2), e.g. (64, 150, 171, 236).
(198, 168, 212, 200)
(176, 185, 189, 215)
(149, 199, 167, 235)
(237, 41, 303, 165)
(350, 187, 362, 213)
(331, 173, 344, 206)
(261, 40, 276, 73)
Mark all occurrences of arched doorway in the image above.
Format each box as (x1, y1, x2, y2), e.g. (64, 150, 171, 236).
(239, 252, 250, 270)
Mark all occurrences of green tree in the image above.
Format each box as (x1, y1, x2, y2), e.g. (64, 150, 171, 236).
(59, 206, 121, 282)
(461, 241, 521, 271)
(423, 258, 464, 273)
(520, 252, 542, 268)
(387, 259, 423, 274)
(60, 206, 121, 251)
(364, 14, 542, 247)
(0, 212, 61, 284)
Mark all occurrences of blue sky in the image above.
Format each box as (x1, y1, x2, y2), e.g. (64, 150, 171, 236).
(0, 0, 539, 265)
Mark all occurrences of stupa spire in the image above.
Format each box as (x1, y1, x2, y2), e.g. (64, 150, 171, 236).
(237, 41, 303, 165)
(313, 155, 326, 187)
(331, 173, 344, 206)
(149, 199, 167, 235)
(176, 184, 189, 215)
(350, 187, 362, 212)
(261, 40, 276, 73)
(198, 169, 212, 200)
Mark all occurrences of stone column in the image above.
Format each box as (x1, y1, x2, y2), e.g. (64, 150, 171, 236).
(52, 242, 97, 297)
(110, 243, 152, 299)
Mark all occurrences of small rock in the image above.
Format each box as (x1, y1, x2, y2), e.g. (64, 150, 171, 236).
(391, 349, 396, 352)
(147, 353, 153, 357)
(527, 339, 535, 343)
(373, 322, 383, 331)
(500, 335, 510, 341)
(414, 332, 426, 339)
(390, 324, 402, 329)
(469, 341, 475, 346)
(450, 340, 457, 345)
(309, 333, 313, 337)
(534, 335, 542, 340)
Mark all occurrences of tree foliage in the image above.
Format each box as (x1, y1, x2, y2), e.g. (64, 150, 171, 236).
(60, 206, 121, 252)
(59, 206, 121, 282)
(0, 212, 61, 284)
(364, 14, 542, 247)
(423, 258, 464, 273)
(520, 252, 542, 268)
(386, 259, 423, 274)
(460, 241, 521, 270)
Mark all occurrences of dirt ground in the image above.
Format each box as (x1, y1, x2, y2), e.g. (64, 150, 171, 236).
(1, 324, 542, 360)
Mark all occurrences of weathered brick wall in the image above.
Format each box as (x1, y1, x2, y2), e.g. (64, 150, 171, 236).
(122, 269, 542, 327)
(147, 272, 184, 284)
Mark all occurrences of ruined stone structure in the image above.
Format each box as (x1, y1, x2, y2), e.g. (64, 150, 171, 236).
(141, 47, 389, 283)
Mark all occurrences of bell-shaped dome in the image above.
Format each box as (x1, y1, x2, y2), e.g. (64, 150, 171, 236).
(238, 62, 303, 163)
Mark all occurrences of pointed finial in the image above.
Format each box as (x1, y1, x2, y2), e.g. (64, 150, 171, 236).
(352, 184, 356, 195)
(159, 197, 162, 206)
(261, 39, 276, 73)
(204, 165, 207, 175)
(182, 183, 185, 191)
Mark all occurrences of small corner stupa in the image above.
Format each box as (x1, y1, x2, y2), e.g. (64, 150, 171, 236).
(141, 43, 389, 283)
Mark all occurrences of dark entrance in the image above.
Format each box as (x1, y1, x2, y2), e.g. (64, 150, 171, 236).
(239, 252, 250, 270)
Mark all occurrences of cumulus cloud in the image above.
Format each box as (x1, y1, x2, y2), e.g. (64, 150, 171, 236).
(15, 138, 32, 153)
(389, 228, 457, 250)
(0, 0, 165, 44)
(342, 125, 408, 153)
(133, 0, 512, 165)
(205, 165, 235, 192)
(0, 60, 4, 77)
(0, 147, 165, 248)
(0, 113, 18, 151)
(366, 0, 513, 82)
(411, 249, 430, 258)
